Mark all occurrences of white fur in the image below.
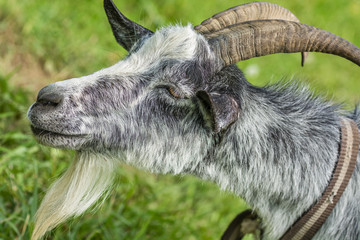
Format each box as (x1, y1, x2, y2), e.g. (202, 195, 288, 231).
(32, 152, 116, 240)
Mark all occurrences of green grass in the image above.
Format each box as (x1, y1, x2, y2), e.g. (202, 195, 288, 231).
(0, 0, 359, 239)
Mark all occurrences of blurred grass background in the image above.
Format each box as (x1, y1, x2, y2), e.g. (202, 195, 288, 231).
(0, 0, 359, 239)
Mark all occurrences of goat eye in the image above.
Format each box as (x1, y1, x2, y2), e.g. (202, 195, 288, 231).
(167, 87, 184, 99)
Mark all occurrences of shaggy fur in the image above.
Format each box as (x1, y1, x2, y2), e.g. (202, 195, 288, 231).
(28, 7, 360, 240)
(31, 152, 116, 240)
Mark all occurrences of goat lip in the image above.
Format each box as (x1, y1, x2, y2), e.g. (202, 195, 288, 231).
(30, 125, 85, 137)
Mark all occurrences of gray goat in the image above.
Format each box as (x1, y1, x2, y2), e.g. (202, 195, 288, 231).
(27, 0, 360, 239)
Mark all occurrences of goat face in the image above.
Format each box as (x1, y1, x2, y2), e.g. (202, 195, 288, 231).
(27, 21, 241, 173)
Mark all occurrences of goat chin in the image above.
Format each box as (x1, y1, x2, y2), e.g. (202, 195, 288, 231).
(31, 152, 116, 240)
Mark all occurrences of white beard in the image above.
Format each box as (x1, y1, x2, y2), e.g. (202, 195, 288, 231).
(32, 152, 116, 240)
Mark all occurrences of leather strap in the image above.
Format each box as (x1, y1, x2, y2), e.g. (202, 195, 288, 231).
(221, 210, 261, 240)
(280, 118, 359, 240)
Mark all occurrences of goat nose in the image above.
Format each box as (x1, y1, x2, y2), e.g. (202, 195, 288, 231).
(37, 85, 63, 107)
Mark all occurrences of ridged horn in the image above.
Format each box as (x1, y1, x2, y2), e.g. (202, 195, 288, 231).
(205, 20, 360, 67)
(195, 2, 300, 34)
(194, 2, 308, 66)
(104, 0, 153, 51)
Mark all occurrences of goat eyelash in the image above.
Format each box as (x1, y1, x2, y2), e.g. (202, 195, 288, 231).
(167, 87, 184, 99)
(157, 85, 187, 99)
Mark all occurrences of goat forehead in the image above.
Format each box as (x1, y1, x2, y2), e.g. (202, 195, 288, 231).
(88, 25, 201, 79)
(54, 25, 203, 90)
(109, 24, 201, 74)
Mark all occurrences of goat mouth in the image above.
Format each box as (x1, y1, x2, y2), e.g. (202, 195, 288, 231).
(31, 125, 88, 149)
(31, 125, 85, 137)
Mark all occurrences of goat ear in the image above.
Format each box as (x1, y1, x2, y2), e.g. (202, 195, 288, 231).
(196, 91, 239, 133)
(104, 0, 153, 51)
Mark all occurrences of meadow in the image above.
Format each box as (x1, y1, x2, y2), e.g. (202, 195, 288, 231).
(0, 0, 359, 239)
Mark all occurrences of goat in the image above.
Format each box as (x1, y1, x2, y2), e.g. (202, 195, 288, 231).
(27, 1, 360, 239)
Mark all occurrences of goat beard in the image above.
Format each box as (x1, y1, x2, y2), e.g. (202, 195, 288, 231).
(31, 151, 116, 240)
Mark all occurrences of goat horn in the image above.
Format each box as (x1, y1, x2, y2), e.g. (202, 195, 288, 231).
(104, 0, 153, 51)
(205, 20, 360, 67)
(195, 2, 301, 34)
(194, 2, 308, 66)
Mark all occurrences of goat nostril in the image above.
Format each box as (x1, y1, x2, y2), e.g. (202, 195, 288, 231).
(37, 92, 63, 107)
(36, 84, 64, 107)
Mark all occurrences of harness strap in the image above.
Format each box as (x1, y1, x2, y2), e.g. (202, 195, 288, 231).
(221, 210, 261, 240)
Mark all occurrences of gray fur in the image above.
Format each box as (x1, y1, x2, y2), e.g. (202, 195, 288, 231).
(27, 8, 360, 240)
